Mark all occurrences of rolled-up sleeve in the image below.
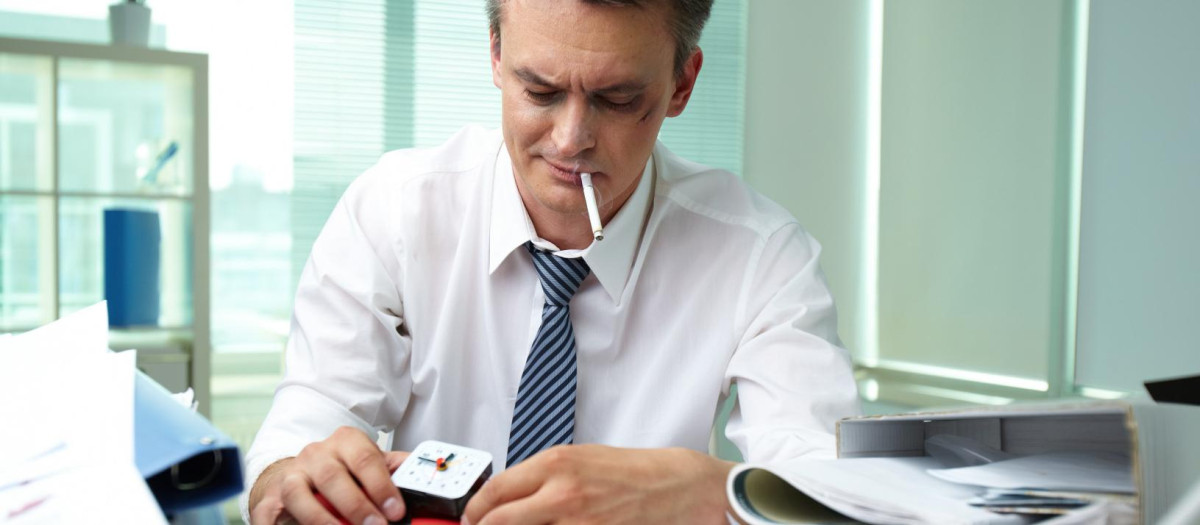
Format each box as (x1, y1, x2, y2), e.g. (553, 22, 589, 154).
(724, 222, 860, 463)
(240, 162, 412, 519)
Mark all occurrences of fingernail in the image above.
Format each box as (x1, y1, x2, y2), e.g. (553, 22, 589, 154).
(382, 497, 403, 520)
(461, 517, 472, 525)
(363, 515, 386, 525)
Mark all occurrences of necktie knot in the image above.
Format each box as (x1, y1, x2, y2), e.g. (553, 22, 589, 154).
(526, 242, 590, 307)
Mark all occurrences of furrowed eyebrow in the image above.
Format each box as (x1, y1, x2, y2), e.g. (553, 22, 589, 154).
(513, 67, 646, 96)
(592, 82, 647, 96)
(514, 68, 556, 88)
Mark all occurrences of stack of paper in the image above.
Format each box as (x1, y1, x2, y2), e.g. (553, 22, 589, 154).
(927, 450, 1136, 518)
(727, 446, 1138, 524)
(0, 304, 168, 524)
(928, 450, 1134, 493)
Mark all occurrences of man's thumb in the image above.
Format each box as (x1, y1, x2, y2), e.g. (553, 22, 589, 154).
(385, 450, 410, 473)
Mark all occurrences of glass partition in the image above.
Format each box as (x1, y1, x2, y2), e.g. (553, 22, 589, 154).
(0, 52, 54, 193)
(57, 58, 194, 196)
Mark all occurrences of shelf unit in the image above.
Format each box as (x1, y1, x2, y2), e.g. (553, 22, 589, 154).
(0, 36, 211, 415)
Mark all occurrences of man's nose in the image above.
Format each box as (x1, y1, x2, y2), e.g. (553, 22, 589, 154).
(551, 98, 596, 158)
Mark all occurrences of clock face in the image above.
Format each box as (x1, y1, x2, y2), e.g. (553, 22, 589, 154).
(391, 440, 494, 500)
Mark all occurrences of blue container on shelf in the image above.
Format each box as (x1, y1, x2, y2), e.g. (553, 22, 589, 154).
(104, 208, 161, 327)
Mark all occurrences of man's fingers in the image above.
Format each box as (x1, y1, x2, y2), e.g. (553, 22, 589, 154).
(256, 429, 412, 525)
(249, 457, 295, 524)
(279, 472, 343, 525)
(474, 486, 561, 525)
(308, 427, 405, 522)
(385, 450, 410, 472)
(314, 466, 389, 525)
(248, 485, 287, 525)
(338, 446, 405, 521)
(463, 450, 563, 524)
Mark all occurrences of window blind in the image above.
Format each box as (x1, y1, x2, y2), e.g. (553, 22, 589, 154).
(876, 0, 1073, 384)
(658, 0, 746, 176)
(292, 0, 391, 284)
(413, 0, 500, 146)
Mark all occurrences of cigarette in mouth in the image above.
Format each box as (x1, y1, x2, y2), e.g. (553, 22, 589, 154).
(580, 173, 604, 241)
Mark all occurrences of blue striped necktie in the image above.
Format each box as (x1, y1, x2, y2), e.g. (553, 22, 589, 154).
(507, 242, 591, 467)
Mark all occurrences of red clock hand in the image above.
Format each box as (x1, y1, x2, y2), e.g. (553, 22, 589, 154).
(431, 458, 443, 481)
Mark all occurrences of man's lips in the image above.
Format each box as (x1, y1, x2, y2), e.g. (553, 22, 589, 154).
(544, 159, 601, 185)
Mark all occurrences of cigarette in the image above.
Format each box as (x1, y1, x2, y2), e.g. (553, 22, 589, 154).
(580, 173, 604, 241)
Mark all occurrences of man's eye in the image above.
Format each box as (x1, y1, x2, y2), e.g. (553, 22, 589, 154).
(525, 90, 558, 104)
(599, 97, 638, 112)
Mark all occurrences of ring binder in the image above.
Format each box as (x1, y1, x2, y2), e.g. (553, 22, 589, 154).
(171, 449, 224, 491)
(134, 371, 243, 513)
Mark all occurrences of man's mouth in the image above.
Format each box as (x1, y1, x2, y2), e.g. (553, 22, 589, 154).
(544, 159, 601, 185)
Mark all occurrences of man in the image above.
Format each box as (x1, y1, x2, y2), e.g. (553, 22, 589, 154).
(243, 0, 858, 523)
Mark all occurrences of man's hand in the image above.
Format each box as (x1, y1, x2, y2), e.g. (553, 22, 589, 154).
(462, 445, 735, 525)
(248, 427, 409, 525)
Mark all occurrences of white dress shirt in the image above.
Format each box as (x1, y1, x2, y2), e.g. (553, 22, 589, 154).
(241, 126, 859, 516)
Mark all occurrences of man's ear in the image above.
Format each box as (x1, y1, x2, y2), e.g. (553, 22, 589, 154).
(490, 30, 503, 89)
(666, 48, 703, 118)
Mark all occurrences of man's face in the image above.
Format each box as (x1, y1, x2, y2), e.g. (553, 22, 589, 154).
(491, 0, 699, 221)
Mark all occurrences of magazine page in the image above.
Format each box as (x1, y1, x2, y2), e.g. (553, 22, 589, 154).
(727, 456, 1027, 524)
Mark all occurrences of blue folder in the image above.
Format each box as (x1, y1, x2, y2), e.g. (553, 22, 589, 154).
(133, 371, 243, 514)
(104, 208, 161, 327)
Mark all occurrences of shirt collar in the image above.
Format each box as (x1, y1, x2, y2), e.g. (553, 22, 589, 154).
(489, 144, 655, 303)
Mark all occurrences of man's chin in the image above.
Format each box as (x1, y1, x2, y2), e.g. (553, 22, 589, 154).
(542, 200, 588, 216)
(515, 169, 587, 216)
(532, 192, 587, 216)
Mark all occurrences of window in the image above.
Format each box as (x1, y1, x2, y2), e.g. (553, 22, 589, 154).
(870, 0, 1077, 402)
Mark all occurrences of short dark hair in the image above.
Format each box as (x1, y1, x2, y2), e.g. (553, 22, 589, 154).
(485, 0, 713, 77)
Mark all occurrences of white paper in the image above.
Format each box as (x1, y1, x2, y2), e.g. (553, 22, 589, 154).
(172, 387, 197, 411)
(0, 442, 75, 493)
(729, 457, 1025, 524)
(4, 302, 110, 359)
(0, 462, 167, 524)
(0, 303, 163, 524)
(1, 304, 136, 462)
(0, 427, 66, 477)
(927, 451, 1135, 494)
(0, 343, 137, 466)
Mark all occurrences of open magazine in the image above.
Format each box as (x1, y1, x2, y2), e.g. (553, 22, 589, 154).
(730, 456, 1020, 524)
(723, 401, 1168, 525)
(727, 455, 1138, 525)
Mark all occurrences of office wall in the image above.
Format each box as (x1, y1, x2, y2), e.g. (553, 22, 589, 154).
(727, 0, 1200, 404)
(1075, 0, 1200, 392)
(742, 0, 871, 357)
(876, 0, 1073, 383)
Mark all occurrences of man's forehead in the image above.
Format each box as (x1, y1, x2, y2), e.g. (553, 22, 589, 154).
(499, 1, 673, 53)
(498, 0, 675, 80)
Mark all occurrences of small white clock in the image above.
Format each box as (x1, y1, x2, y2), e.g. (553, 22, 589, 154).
(391, 440, 494, 520)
